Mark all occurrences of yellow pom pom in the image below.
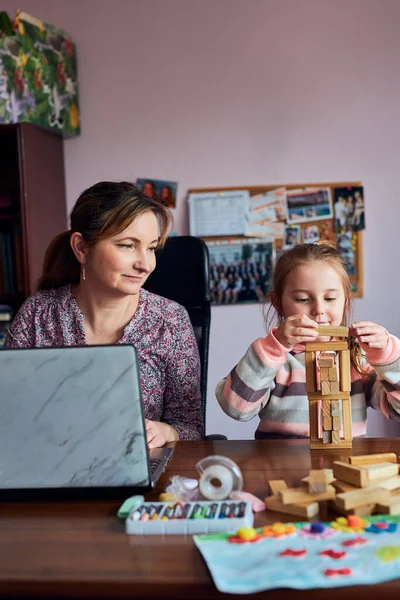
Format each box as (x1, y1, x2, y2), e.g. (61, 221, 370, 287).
(237, 527, 257, 541)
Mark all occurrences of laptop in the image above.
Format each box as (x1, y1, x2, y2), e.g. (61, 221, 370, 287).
(0, 345, 173, 500)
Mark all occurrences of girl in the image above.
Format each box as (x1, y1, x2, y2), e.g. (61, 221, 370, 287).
(216, 243, 400, 439)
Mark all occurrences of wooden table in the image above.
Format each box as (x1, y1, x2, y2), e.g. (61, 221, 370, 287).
(1, 438, 400, 599)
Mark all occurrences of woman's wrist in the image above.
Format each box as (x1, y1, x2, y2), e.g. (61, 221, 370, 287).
(165, 423, 179, 442)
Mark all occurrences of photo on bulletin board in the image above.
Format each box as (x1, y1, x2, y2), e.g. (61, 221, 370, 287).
(283, 225, 300, 248)
(136, 177, 177, 208)
(333, 186, 365, 232)
(285, 187, 333, 224)
(206, 238, 274, 306)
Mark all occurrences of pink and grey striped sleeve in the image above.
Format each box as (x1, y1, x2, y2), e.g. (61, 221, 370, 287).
(215, 329, 290, 421)
(363, 334, 400, 421)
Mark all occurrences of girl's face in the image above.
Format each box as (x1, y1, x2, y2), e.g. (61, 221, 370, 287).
(281, 262, 346, 336)
(86, 211, 158, 296)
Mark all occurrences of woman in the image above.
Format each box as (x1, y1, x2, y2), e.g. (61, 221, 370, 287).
(4, 181, 204, 447)
(159, 185, 176, 208)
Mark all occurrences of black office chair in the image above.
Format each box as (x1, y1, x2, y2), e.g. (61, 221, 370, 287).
(143, 235, 226, 440)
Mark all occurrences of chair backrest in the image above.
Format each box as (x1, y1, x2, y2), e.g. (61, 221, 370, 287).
(143, 236, 211, 427)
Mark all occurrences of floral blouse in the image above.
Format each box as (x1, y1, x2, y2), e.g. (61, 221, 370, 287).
(4, 285, 204, 440)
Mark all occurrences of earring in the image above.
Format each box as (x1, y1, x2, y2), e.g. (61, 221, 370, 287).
(82, 265, 86, 281)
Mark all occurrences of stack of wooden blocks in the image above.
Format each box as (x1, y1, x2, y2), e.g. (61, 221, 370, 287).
(332, 452, 400, 516)
(265, 453, 400, 519)
(319, 353, 341, 445)
(305, 325, 352, 449)
(266, 469, 336, 519)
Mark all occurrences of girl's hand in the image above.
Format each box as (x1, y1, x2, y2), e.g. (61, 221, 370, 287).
(145, 419, 179, 449)
(274, 314, 319, 350)
(350, 321, 389, 349)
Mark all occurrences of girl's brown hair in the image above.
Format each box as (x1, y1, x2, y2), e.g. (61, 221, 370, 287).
(38, 181, 173, 291)
(266, 242, 364, 374)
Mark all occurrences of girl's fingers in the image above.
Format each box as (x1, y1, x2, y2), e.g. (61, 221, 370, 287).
(355, 327, 380, 335)
(352, 321, 377, 328)
(294, 327, 318, 336)
(359, 335, 383, 343)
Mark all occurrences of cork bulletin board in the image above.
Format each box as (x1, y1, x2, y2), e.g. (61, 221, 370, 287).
(188, 182, 364, 303)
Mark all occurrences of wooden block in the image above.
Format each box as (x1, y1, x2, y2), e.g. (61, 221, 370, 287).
(332, 431, 341, 444)
(323, 415, 333, 430)
(320, 367, 330, 382)
(331, 400, 340, 417)
(305, 350, 317, 393)
(265, 495, 319, 519)
(321, 401, 331, 417)
(332, 479, 358, 493)
(341, 397, 353, 441)
(310, 439, 352, 450)
(308, 400, 319, 446)
(330, 499, 375, 517)
(332, 415, 341, 431)
(308, 392, 349, 401)
(328, 367, 338, 382)
(322, 430, 332, 444)
(348, 453, 397, 466)
(268, 480, 288, 496)
(368, 475, 400, 492)
(336, 487, 390, 510)
(279, 485, 336, 505)
(310, 469, 334, 482)
(319, 357, 336, 368)
(330, 382, 339, 394)
(305, 341, 348, 351)
(332, 462, 368, 487)
(362, 462, 399, 481)
(339, 349, 351, 392)
(321, 381, 331, 395)
(304, 469, 334, 493)
(375, 497, 400, 515)
(317, 325, 349, 337)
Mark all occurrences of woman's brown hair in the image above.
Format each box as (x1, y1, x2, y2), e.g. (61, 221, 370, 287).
(38, 181, 173, 291)
(266, 242, 364, 374)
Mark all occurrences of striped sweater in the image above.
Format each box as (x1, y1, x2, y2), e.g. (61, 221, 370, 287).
(216, 328, 400, 438)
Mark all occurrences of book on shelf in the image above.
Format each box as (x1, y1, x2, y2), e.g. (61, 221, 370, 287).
(0, 303, 13, 322)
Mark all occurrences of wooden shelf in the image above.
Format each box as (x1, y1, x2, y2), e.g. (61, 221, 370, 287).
(0, 214, 20, 220)
(0, 123, 67, 311)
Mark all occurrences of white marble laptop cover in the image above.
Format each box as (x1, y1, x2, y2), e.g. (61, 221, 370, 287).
(0, 345, 151, 490)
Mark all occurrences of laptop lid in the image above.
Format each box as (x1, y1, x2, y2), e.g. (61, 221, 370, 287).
(0, 345, 171, 499)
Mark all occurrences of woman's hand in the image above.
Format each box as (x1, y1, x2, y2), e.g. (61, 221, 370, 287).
(274, 315, 319, 350)
(351, 321, 389, 350)
(145, 419, 179, 449)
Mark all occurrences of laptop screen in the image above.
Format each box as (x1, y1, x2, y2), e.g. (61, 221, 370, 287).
(0, 345, 151, 491)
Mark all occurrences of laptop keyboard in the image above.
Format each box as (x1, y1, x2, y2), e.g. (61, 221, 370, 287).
(149, 458, 162, 475)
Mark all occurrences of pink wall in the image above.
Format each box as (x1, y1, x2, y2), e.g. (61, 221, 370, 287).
(4, 0, 400, 438)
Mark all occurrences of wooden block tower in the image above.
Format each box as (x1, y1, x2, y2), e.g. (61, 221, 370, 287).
(305, 326, 352, 450)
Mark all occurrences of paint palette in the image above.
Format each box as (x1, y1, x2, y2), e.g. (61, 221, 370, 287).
(125, 500, 253, 535)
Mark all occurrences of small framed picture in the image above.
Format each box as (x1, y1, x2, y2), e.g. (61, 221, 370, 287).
(283, 226, 300, 248)
(136, 178, 178, 208)
(286, 187, 333, 224)
(333, 186, 365, 232)
(302, 225, 320, 244)
(206, 238, 274, 306)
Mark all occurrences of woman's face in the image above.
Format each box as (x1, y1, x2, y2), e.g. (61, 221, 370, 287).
(87, 211, 159, 296)
(143, 182, 155, 198)
(160, 187, 169, 200)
